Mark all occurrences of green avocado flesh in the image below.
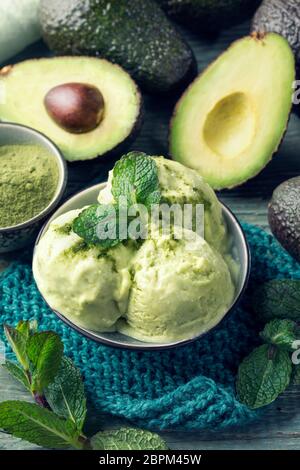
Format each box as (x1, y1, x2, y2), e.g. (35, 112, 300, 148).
(0, 57, 141, 162)
(252, 0, 300, 85)
(170, 33, 295, 189)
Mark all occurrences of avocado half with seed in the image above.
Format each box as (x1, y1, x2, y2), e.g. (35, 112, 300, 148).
(169, 33, 295, 190)
(0, 57, 142, 162)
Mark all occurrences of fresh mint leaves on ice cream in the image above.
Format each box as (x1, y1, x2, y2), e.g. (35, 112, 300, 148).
(34, 154, 237, 343)
(99, 156, 227, 252)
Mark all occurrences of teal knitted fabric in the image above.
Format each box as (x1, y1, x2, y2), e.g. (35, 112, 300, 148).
(1, 223, 299, 430)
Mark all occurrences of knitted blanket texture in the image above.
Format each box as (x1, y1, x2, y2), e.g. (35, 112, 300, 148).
(1, 223, 299, 430)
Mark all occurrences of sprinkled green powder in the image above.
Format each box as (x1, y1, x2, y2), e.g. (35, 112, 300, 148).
(0, 144, 59, 228)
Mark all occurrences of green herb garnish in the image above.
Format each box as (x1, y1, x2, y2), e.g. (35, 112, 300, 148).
(91, 427, 168, 451)
(0, 401, 81, 449)
(260, 319, 297, 351)
(45, 357, 86, 432)
(73, 153, 161, 249)
(73, 204, 123, 249)
(252, 279, 300, 322)
(0, 321, 168, 450)
(236, 344, 292, 409)
(112, 151, 161, 208)
(236, 318, 300, 409)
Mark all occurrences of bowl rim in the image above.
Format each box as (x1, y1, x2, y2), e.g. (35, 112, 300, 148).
(0, 122, 67, 232)
(33, 182, 251, 351)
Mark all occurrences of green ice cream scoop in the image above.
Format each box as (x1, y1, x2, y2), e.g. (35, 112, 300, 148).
(154, 157, 227, 252)
(118, 225, 235, 343)
(33, 209, 135, 332)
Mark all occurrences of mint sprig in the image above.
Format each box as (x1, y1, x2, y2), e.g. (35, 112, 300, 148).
(4, 325, 29, 371)
(3, 322, 64, 407)
(236, 344, 292, 409)
(27, 332, 63, 394)
(45, 357, 86, 432)
(0, 321, 168, 451)
(260, 319, 297, 351)
(236, 317, 300, 409)
(112, 152, 161, 208)
(91, 428, 168, 451)
(73, 204, 122, 249)
(73, 152, 161, 249)
(0, 401, 82, 450)
(15, 320, 31, 339)
(2, 361, 31, 391)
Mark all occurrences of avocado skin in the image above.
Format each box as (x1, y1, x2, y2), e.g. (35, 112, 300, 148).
(268, 177, 300, 264)
(252, 0, 300, 113)
(39, 0, 197, 94)
(157, 0, 261, 34)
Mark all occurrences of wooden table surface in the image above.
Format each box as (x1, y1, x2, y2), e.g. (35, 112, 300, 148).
(1, 20, 300, 451)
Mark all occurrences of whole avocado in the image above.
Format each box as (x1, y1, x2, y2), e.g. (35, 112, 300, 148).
(268, 177, 300, 263)
(39, 0, 197, 94)
(157, 0, 262, 34)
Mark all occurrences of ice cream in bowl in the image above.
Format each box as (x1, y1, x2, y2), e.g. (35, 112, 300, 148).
(33, 153, 250, 350)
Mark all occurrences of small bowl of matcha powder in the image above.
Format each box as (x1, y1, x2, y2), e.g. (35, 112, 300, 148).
(0, 123, 67, 253)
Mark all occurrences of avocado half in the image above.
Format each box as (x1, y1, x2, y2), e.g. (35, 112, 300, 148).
(252, 0, 300, 115)
(170, 33, 295, 190)
(0, 57, 142, 162)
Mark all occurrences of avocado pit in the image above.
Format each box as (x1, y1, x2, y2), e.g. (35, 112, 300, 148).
(203, 92, 256, 159)
(44, 82, 104, 134)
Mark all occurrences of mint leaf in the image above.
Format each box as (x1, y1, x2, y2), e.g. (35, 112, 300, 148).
(91, 428, 168, 451)
(26, 332, 63, 393)
(16, 321, 30, 339)
(0, 401, 79, 449)
(4, 324, 29, 371)
(2, 361, 31, 391)
(73, 204, 122, 249)
(252, 279, 300, 322)
(45, 357, 86, 432)
(260, 320, 297, 351)
(112, 152, 161, 208)
(237, 344, 292, 409)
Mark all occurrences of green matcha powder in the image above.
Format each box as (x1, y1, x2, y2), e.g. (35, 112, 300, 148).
(0, 144, 59, 228)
